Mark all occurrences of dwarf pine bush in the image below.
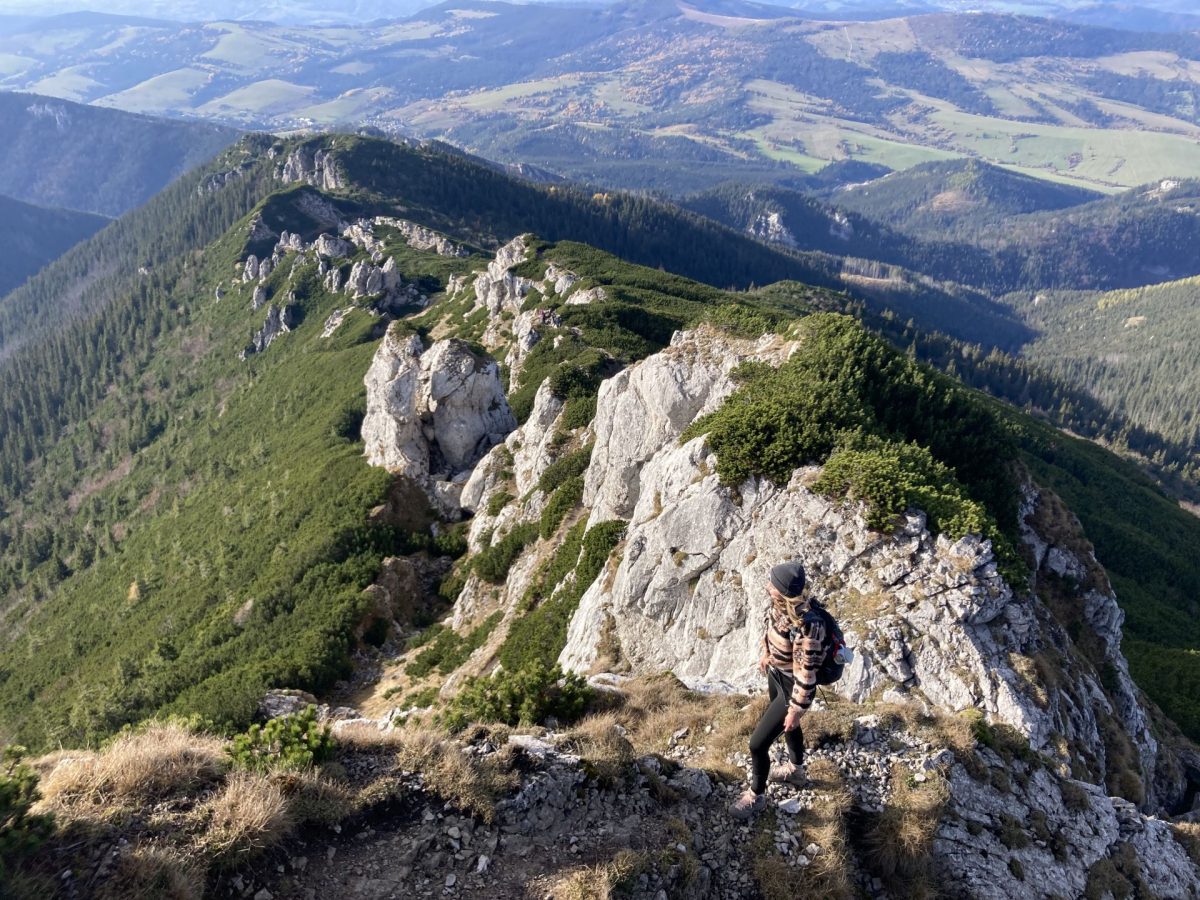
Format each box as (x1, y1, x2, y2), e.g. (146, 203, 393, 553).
(230, 706, 335, 772)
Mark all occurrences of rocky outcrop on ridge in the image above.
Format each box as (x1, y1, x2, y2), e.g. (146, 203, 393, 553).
(537, 324, 1185, 811)
(278, 146, 345, 190)
(749, 210, 797, 248)
(239, 303, 297, 360)
(455, 236, 604, 382)
(362, 324, 516, 516)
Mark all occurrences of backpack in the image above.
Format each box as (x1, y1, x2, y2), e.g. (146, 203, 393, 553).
(799, 604, 848, 686)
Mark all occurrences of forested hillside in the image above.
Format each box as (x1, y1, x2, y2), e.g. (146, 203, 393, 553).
(1010, 276, 1200, 452)
(0, 91, 237, 216)
(0, 194, 107, 297)
(1, 132, 1199, 759)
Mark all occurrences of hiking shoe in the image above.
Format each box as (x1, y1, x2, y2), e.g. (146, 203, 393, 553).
(768, 761, 808, 788)
(729, 789, 766, 819)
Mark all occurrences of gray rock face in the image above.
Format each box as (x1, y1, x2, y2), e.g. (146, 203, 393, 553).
(938, 753, 1198, 899)
(247, 213, 277, 243)
(514, 325, 1175, 810)
(748, 210, 797, 248)
(584, 326, 795, 526)
(239, 304, 296, 360)
(362, 324, 516, 514)
(471, 234, 537, 320)
(379, 217, 468, 258)
(242, 254, 260, 282)
(276, 230, 306, 253)
(278, 146, 344, 190)
(313, 233, 351, 259)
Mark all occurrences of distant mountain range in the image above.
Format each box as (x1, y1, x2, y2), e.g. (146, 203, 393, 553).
(4, 1, 1200, 195)
(2, 0, 1199, 27)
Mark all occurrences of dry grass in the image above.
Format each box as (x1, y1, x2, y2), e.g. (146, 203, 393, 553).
(393, 724, 519, 822)
(332, 720, 407, 752)
(199, 770, 295, 864)
(1171, 822, 1200, 867)
(35, 723, 227, 815)
(550, 849, 646, 900)
(864, 764, 950, 896)
(752, 758, 854, 900)
(559, 711, 636, 784)
(96, 845, 203, 900)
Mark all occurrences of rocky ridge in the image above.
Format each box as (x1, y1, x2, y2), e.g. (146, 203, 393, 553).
(237, 683, 1199, 900)
(362, 324, 517, 517)
(327, 235, 1200, 893)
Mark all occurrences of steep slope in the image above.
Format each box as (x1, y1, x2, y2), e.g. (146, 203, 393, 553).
(1, 130, 1200, 897)
(1008, 274, 1200, 453)
(0, 91, 238, 217)
(0, 194, 107, 297)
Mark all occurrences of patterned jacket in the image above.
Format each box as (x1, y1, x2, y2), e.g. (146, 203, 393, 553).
(761, 598, 829, 713)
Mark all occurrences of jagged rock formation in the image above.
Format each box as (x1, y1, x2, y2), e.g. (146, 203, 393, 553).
(362, 324, 516, 516)
(532, 324, 1188, 812)
(278, 146, 344, 190)
(313, 233, 351, 258)
(749, 210, 797, 248)
(239, 303, 297, 360)
(340, 216, 467, 260)
(460, 236, 602, 381)
(246, 212, 277, 243)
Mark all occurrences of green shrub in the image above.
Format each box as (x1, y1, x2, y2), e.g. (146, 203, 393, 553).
(473, 523, 539, 583)
(441, 662, 592, 732)
(330, 400, 366, 442)
(487, 491, 515, 518)
(684, 313, 1021, 573)
(812, 435, 993, 540)
(432, 522, 469, 559)
(0, 746, 54, 877)
(536, 445, 594, 494)
(560, 394, 598, 430)
(540, 476, 584, 539)
(405, 612, 501, 679)
(500, 520, 625, 673)
(229, 706, 335, 772)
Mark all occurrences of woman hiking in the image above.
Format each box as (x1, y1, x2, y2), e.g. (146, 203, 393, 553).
(730, 560, 830, 819)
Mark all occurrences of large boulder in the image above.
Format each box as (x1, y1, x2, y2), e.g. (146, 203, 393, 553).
(362, 324, 516, 514)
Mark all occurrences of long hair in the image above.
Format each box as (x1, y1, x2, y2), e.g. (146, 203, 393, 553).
(771, 589, 808, 627)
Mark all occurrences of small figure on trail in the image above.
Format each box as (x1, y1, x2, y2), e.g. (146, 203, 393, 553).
(730, 560, 834, 819)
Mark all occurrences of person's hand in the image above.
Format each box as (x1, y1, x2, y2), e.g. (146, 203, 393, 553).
(757, 653, 769, 675)
(784, 708, 804, 732)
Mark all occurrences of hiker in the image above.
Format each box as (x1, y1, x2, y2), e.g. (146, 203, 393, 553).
(730, 560, 832, 819)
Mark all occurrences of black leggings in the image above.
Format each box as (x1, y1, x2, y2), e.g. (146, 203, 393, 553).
(749, 666, 805, 794)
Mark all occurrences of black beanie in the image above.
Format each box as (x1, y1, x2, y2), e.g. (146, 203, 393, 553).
(770, 561, 806, 599)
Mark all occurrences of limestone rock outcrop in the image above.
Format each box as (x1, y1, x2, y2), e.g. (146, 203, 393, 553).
(546, 326, 1183, 808)
(362, 324, 516, 515)
(278, 146, 344, 190)
(313, 233, 351, 259)
(239, 304, 297, 360)
(749, 210, 797, 248)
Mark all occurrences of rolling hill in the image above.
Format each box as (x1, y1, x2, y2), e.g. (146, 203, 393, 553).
(6, 2, 1200, 194)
